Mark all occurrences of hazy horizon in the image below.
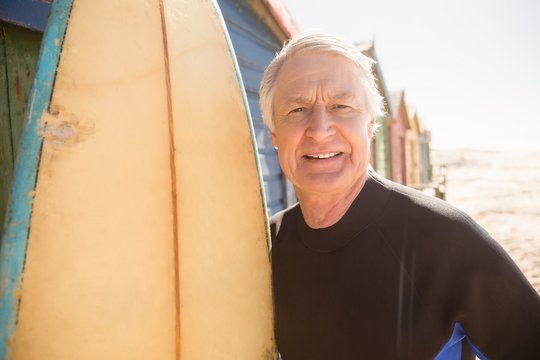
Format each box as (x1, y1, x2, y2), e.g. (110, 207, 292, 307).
(284, 0, 540, 152)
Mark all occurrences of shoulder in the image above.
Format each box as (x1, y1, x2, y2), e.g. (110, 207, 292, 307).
(372, 172, 482, 234)
(372, 173, 518, 279)
(370, 172, 503, 264)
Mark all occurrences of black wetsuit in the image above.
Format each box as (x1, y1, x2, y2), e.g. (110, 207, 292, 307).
(270, 171, 540, 359)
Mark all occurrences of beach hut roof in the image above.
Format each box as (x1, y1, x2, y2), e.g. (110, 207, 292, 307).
(355, 40, 392, 117)
(389, 90, 405, 118)
(247, 0, 300, 42)
(356, 41, 374, 53)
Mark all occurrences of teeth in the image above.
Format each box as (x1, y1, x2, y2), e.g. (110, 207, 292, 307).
(306, 152, 340, 159)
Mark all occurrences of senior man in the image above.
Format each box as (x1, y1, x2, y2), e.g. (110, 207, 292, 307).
(259, 33, 540, 359)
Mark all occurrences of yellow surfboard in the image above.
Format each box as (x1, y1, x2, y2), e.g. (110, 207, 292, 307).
(0, 0, 275, 359)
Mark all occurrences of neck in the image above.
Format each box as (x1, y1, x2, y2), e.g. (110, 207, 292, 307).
(297, 172, 369, 229)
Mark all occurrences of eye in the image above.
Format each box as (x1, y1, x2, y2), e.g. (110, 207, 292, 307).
(289, 107, 307, 114)
(333, 104, 350, 110)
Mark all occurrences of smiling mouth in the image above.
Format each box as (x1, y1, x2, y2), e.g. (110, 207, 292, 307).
(304, 152, 343, 159)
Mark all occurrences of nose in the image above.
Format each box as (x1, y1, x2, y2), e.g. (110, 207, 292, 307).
(305, 105, 335, 141)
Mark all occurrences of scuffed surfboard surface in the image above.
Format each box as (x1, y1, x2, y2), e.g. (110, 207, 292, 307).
(4, 0, 275, 359)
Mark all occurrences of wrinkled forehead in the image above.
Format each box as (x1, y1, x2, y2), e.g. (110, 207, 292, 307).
(280, 48, 360, 75)
(273, 50, 367, 101)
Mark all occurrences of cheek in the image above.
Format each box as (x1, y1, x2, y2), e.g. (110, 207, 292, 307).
(276, 149, 296, 180)
(272, 133, 293, 160)
(347, 128, 372, 162)
(275, 134, 305, 173)
(274, 125, 303, 149)
(343, 119, 370, 142)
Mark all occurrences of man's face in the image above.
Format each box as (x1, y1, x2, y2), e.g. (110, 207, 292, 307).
(270, 51, 374, 198)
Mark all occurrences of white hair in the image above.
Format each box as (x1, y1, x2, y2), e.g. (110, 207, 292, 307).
(259, 33, 385, 133)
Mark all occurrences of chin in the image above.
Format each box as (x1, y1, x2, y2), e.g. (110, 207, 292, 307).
(297, 177, 353, 196)
(296, 169, 368, 196)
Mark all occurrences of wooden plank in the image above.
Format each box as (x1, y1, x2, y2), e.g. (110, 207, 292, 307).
(219, 0, 289, 214)
(0, 22, 14, 233)
(3, 22, 42, 153)
(0, 1, 71, 356)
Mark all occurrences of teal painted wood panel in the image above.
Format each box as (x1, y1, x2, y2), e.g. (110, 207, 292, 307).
(0, 0, 72, 357)
(219, 0, 293, 214)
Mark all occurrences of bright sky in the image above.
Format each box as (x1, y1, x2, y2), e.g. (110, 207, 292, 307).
(284, 0, 540, 151)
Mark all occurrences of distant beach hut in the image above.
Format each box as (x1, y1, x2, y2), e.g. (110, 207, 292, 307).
(356, 41, 393, 180)
(389, 90, 410, 185)
(406, 109, 422, 186)
(418, 124, 432, 184)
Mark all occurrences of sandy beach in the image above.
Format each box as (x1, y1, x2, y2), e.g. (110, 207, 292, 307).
(431, 149, 540, 293)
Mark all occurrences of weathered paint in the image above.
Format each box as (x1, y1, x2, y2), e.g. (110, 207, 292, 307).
(2, 23, 42, 160)
(0, 0, 73, 357)
(0, 23, 42, 231)
(0, 26, 14, 234)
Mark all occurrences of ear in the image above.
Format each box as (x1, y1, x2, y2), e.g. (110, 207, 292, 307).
(367, 115, 376, 140)
(270, 130, 278, 149)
